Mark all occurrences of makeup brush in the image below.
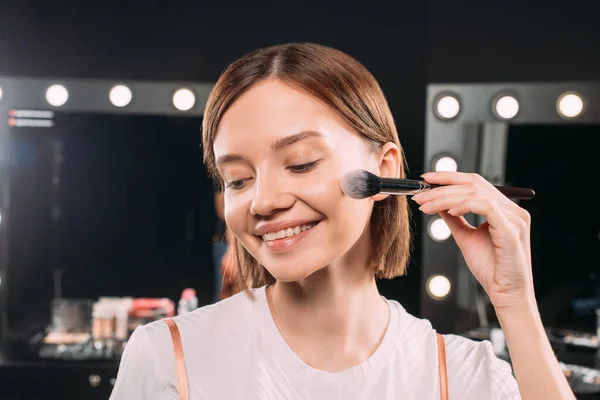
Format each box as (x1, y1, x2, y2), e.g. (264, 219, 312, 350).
(340, 169, 535, 200)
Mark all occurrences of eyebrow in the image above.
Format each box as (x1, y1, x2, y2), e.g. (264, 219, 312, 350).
(271, 130, 323, 151)
(216, 130, 323, 167)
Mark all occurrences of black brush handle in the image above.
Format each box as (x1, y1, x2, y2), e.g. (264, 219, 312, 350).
(493, 185, 535, 200)
(379, 177, 426, 192)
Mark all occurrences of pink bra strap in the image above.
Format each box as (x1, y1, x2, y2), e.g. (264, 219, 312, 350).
(437, 333, 449, 400)
(164, 318, 189, 400)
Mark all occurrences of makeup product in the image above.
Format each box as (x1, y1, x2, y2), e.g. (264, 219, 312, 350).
(340, 169, 535, 200)
(91, 303, 104, 341)
(101, 303, 115, 340)
(114, 305, 129, 341)
(178, 288, 198, 316)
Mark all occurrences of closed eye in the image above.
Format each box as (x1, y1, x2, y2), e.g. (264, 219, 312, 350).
(225, 178, 251, 190)
(288, 160, 320, 174)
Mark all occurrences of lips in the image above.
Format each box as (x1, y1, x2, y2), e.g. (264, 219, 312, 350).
(254, 219, 321, 237)
(259, 221, 322, 254)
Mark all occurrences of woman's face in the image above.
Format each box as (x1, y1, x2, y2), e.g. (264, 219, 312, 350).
(213, 79, 381, 282)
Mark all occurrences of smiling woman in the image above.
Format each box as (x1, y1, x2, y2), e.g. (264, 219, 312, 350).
(204, 44, 411, 292)
(210, 76, 409, 287)
(107, 43, 549, 400)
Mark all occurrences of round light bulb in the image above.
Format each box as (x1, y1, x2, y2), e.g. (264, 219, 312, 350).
(428, 217, 452, 242)
(434, 156, 458, 172)
(494, 95, 519, 120)
(46, 85, 69, 107)
(557, 92, 584, 118)
(427, 275, 451, 299)
(435, 95, 460, 120)
(173, 88, 196, 111)
(109, 85, 133, 107)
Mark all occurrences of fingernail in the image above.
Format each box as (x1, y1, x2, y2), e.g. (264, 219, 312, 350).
(421, 172, 435, 178)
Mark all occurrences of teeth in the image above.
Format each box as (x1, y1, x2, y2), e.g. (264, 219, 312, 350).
(262, 222, 317, 242)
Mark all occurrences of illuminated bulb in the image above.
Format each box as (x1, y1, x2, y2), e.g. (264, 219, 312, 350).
(427, 275, 451, 299)
(557, 92, 584, 118)
(434, 156, 458, 172)
(428, 217, 452, 241)
(109, 85, 133, 107)
(46, 85, 69, 107)
(173, 88, 196, 111)
(0, 86, 3, 101)
(494, 95, 519, 120)
(435, 95, 460, 119)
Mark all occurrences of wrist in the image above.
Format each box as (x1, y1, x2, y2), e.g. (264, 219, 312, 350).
(495, 298, 544, 332)
(491, 287, 538, 316)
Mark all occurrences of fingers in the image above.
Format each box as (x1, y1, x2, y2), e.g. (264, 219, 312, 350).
(421, 171, 508, 205)
(421, 171, 484, 186)
(412, 184, 473, 205)
(449, 197, 518, 249)
(418, 172, 531, 226)
(416, 187, 517, 247)
(417, 192, 470, 214)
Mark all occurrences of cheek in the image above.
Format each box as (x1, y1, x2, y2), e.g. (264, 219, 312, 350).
(300, 172, 372, 229)
(223, 192, 250, 237)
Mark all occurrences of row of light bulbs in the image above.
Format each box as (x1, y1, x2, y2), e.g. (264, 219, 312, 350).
(429, 89, 588, 301)
(435, 91, 586, 120)
(1, 85, 586, 119)
(424, 155, 459, 300)
(0, 84, 197, 111)
(428, 156, 457, 241)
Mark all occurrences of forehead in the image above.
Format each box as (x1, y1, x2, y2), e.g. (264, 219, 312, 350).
(213, 79, 357, 153)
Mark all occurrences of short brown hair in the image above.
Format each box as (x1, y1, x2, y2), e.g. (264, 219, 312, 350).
(202, 43, 411, 293)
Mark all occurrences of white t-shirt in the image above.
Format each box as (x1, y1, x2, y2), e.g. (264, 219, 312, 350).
(110, 286, 521, 400)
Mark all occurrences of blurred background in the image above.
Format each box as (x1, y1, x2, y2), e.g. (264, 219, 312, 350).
(0, 0, 599, 398)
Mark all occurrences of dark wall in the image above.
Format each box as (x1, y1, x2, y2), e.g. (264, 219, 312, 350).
(427, 0, 600, 82)
(1, 0, 599, 314)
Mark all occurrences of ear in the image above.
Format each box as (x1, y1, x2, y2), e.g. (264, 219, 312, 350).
(372, 142, 401, 201)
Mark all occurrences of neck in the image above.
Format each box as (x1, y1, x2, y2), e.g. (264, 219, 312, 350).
(266, 258, 390, 372)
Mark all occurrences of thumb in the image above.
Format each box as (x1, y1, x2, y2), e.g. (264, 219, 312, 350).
(438, 211, 474, 244)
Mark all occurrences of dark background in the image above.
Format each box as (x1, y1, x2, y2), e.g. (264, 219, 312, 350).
(1, 0, 600, 317)
(7, 114, 214, 336)
(505, 124, 600, 331)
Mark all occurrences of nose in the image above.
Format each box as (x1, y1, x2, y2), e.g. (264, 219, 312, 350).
(250, 175, 295, 216)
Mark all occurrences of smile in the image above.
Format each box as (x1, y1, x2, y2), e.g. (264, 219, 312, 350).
(261, 222, 318, 242)
(259, 221, 322, 255)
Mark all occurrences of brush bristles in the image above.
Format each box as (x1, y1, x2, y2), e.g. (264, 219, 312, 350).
(340, 169, 381, 199)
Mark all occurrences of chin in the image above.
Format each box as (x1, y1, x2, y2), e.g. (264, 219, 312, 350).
(259, 254, 323, 282)
(266, 266, 320, 283)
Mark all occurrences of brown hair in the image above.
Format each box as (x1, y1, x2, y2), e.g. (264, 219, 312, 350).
(202, 43, 411, 294)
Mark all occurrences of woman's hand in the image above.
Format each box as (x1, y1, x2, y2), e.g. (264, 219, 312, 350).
(412, 171, 536, 313)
